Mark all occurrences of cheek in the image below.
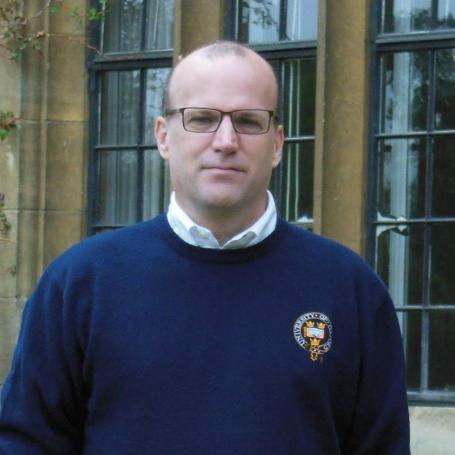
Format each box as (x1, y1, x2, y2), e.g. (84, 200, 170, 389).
(168, 134, 209, 161)
(166, 141, 201, 183)
(247, 141, 279, 170)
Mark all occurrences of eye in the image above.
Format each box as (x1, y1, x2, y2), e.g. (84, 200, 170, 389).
(186, 110, 219, 125)
(234, 113, 265, 132)
(237, 116, 262, 127)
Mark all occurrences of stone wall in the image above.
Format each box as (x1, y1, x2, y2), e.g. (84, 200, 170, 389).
(0, 41, 21, 387)
(0, 0, 88, 389)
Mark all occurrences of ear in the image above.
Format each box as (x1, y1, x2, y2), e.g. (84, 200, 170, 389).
(155, 116, 169, 160)
(272, 124, 284, 168)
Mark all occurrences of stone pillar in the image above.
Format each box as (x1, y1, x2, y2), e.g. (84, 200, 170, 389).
(313, 0, 370, 255)
(0, 38, 21, 385)
(174, 0, 224, 61)
(0, 0, 89, 387)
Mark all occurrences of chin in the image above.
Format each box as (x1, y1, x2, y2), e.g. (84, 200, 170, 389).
(202, 195, 241, 210)
(199, 189, 245, 211)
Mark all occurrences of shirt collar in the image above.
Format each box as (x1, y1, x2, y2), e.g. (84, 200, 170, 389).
(166, 191, 277, 249)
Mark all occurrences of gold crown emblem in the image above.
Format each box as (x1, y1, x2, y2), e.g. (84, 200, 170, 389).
(305, 320, 315, 328)
(310, 338, 321, 347)
(317, 322, 326, 330)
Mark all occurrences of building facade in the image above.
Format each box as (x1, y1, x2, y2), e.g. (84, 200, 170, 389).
(0, 0, 454, 452)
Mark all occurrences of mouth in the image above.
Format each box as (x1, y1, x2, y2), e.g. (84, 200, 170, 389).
(202, 165, 245, 173)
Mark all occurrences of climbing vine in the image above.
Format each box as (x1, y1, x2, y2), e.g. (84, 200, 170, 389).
(0, 1, 108, 240)
(0, 0, 108, 141)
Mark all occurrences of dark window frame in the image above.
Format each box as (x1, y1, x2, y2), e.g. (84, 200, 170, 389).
(368, 1, 455, 405)
(87, 1, 173, 235)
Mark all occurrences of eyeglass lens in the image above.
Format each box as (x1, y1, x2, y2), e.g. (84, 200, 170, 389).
(182, 108, 271, 134)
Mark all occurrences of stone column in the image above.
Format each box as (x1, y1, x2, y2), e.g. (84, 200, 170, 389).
(313, 0, 370, 255)
(0, 32, 21, 385)
(174, 0, 224, 60)
(0, 0, 89, 387)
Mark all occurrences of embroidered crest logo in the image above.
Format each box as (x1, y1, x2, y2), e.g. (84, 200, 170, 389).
(293, 312, 333, 361)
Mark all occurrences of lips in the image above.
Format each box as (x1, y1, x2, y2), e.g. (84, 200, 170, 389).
(202, 165, 245, 173)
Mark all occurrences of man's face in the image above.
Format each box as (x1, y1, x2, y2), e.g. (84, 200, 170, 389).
(155, 52, 284, 223)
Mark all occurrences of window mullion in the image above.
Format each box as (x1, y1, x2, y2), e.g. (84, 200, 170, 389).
(420, 226, 431, 391)
(141, 0, 149, 51)
(279, 0, 287, 41)
(431, 0, 438, 30)
(420, 48, 437, 392)
(137, 69, 147, 222)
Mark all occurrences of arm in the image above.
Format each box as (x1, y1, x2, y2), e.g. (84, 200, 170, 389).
(0, 268, 86, 454)
(342, 279, 410, 454)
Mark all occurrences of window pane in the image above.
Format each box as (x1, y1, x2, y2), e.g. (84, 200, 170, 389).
(380, 51, 429, 133)
(377, 138, 426, 219)
(103, 0, 145, 52)
(398, 311, 421, 390)
(437, 0, 455, 28)
(376, 225, 424, 306)
(97, 151, 138, 225)
(381, 0, 431, 33)
(435, 49, 455, 130)
(272, 141, 314, 223)
(286, 0, 318, 41)
(431, 224, 455, 305)
(143, 68, 171, 144)
(432, 136, 455, 217)
(381, 0, 455, 33)
(145, 0, 174, 50)
(429, 311, 455, 390)
(238, 0, 317, 43)
(283, 58, 316, 136)
(239, 0, 280, 43)
(101, 71, 141, 145)
(143, 150, 170, 220)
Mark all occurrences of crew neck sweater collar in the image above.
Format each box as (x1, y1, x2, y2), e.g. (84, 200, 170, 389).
(166, 191, 277, 249)
(156, 214, 287, 264)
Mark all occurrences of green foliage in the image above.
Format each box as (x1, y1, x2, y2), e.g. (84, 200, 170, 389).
(0, 0, 109, 61)
(0, 1, 111, 240)
(0, 1, 109, 140)
(0, 0, 30, 61)
(0, 192, 11, 235)
(50, 2, 63, 15)
(0, 111, 16, 141)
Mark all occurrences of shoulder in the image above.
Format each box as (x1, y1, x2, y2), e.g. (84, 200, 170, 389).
(278, 219, 366, 265)
(277, 219, 387, 292)
(46, 215, 169, 282)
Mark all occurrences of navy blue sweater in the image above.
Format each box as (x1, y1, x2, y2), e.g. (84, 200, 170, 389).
(0, 216, 409, 454)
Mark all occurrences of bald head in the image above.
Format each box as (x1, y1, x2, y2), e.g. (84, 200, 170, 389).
(161, 41, 279, 115)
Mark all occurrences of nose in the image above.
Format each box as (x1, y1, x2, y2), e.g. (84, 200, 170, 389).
(212, 113, 239, 153)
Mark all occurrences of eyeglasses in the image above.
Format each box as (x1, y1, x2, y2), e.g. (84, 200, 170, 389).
(165, 107, 276, 135)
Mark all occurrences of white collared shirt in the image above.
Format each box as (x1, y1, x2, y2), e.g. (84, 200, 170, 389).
(166, 191, 277, 249)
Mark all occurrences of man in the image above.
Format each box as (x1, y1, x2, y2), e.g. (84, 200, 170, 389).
(0, 41, 409, 453)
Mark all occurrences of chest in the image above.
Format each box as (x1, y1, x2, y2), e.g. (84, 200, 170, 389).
(84, 261, 360, 408)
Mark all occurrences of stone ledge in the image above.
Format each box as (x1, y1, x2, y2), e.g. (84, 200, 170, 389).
(410, 406, 455, 455)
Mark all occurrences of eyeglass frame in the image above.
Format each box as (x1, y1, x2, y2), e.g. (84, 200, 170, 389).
(164, 107, 278, 135)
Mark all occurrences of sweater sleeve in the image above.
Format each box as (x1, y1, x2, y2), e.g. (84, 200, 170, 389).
(342, 278, 410, 454)
(0, 267, 86, 454)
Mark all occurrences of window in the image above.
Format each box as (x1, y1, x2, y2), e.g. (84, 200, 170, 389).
(227, 0, 318, 228)
(89, 0, 174, 234)
(371, 0, 455, 403)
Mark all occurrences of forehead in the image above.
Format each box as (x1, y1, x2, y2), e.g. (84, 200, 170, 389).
(168, 53, 278, 110)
